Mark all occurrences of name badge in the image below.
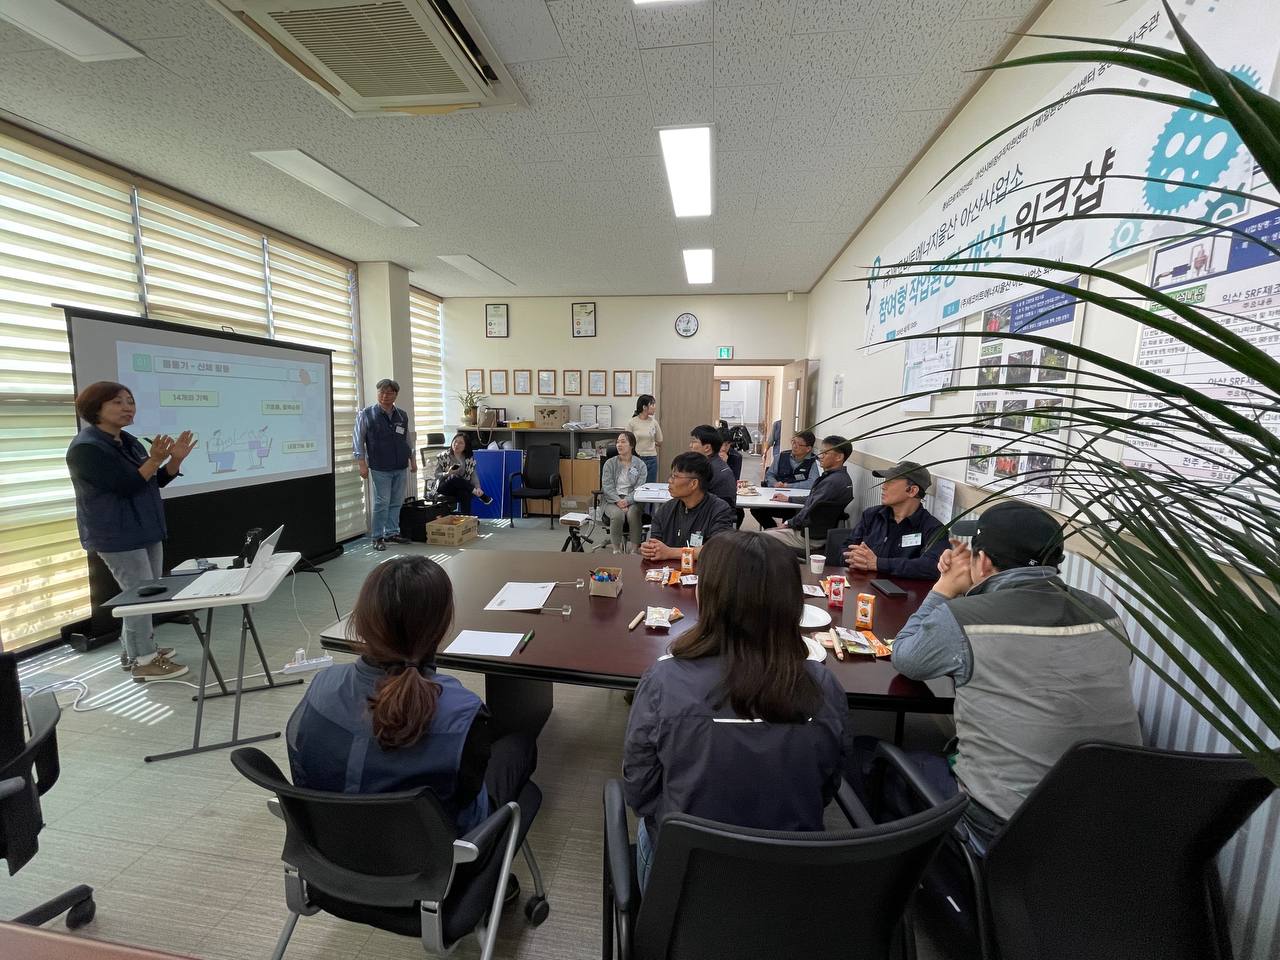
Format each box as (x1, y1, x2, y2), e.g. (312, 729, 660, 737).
(901, 532, 922, 547)
(689, 532, 704, 548)
(394, 425, 406, 434)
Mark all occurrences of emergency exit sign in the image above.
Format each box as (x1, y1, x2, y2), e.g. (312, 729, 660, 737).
(717, 346, 733, 359)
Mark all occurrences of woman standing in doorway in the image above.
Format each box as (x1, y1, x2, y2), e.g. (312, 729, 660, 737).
(65, 381, 195, 681)
(627, 394, 663, 483)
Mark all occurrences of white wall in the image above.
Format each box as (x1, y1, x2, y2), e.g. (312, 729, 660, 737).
(442, 294, 807, 426)
(804, 0, 1280, 485)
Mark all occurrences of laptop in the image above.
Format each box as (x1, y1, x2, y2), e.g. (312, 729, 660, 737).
(172, 525, 284, 601)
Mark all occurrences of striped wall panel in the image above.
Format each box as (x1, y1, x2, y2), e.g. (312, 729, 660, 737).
(1059, 553, 1278, 960)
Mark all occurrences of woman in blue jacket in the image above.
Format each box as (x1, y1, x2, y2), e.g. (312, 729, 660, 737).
(66, 381, 196, 682)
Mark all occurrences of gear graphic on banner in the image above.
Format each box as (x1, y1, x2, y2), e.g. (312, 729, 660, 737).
(1143, 66, 1262, 215)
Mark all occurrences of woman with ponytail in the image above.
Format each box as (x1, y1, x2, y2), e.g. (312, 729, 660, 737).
(286, 556, 536, 834)
(622, 531, 848, 887)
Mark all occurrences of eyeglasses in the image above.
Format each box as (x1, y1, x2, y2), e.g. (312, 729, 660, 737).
(668, 473, 697, 482)
(817, 448, 836, 457)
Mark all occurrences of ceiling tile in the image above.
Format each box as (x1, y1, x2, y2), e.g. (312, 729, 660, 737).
(631, 0, 713, 48)
(775, 32, 864, 116)
(713, 38, 789, 86)
(641, 43, 713, 126)
(713, 0, 797, 40)
(790, 0, 879, 34)
(589, 95, 659, 158)
(714, 85, 777, 153)
(958, 0, 1039, 19)
(508, 60, 598, 133)
(466, 0, 567, 64)
(717, 150, 765, 196)
(63, 0, 231, 39)
(936, 17, 1021, 68)
(549, 0, 647, 98)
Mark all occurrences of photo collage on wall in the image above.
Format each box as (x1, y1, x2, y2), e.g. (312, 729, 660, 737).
(965, 279, 1080, 506)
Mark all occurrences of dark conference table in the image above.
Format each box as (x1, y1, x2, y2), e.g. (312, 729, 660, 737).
(321, 551, 952, 738)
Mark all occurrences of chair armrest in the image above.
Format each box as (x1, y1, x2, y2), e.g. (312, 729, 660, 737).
(0, 776, 26, 800)
(603, 779, 639, 915)
(551, 476, 563, 495)
(458, 800, 516, 862)
(835, 778, 876, 829)
(266, 797, 283, 821)
(874, 741, 950, 807)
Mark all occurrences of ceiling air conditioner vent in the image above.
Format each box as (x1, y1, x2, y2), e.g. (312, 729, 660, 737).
(216, 0, 526, 116)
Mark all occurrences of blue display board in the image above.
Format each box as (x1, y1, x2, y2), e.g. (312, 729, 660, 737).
(473, 449, 522, 519)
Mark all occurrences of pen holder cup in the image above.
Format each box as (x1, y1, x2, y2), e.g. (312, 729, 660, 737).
(588, 567, 623, 598)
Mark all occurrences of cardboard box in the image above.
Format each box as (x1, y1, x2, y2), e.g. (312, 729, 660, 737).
(426, 515, 478, 546)
(534, 404, 570, 428)
(588, 567, 622, 598)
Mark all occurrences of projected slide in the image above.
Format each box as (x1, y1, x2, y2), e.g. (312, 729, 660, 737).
(119, 340, 328, 483)
(68, 312, 333, 499)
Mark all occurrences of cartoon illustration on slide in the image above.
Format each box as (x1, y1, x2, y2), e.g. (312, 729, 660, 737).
(206, 426, 272, 473)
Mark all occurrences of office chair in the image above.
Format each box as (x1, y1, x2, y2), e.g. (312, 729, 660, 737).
(1, 654, 96, 929)
(231, 747, 549, 960)
(602, 778, 967, 960)
(508, 444, 563, 529)
(419, 434, 453, 503)
(873, 740, 1275, 960)
(800, 500, 855, 557)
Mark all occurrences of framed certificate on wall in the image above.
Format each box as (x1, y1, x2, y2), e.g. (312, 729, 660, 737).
(588, 369, 607, 396)
(489, 369, 508, 394)
(635, 369, 654, 396)
(613, 370, 632, 396)
(572, 302, 596, 338)
(466, 369, 484, 393)
(563, 369, 582, 395)
(513, 369, 532, 395)
(537, 369, 556, 395)
(485, 303, 509, 338)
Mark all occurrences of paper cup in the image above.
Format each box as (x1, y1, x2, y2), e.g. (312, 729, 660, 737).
(809, 554, 825, 575)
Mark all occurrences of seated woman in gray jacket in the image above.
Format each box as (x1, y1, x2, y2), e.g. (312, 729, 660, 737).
(623, 531, 848, 888)
(600, 430, 647, 553)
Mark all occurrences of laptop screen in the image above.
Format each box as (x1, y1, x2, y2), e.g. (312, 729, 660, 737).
(245, 525, 284, 581)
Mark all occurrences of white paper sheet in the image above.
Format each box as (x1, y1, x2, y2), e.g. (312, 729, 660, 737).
(484, 581, 555, 611)
(444, 630, 526, 657)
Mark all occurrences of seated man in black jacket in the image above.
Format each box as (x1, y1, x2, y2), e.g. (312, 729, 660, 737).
(824, 461, 945, 580)
(639, 453, 735, 562)
(764, 436, 854, 554)
(688, 424, 737, 507)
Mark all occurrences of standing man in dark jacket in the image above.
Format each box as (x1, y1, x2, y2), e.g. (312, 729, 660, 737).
(66, 381, 194, 680)
(354, 378, 416, 551)
(825, 460, 946, 580)
(764, 436, 854, 554)
(751, 430, 819, 529)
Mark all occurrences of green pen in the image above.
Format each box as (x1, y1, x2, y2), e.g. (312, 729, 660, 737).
(516, 630, 534, 654)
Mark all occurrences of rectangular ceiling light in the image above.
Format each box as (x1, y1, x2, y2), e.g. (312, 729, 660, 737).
(659, 126, 712, 217)
(250, 150, 419, 228)
(0, 0, 141, 61)
(683, 248, 713, 285)
(438, 255, 515, 287)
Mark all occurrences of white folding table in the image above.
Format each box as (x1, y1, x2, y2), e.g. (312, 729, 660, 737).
(632, 482, 809, 510)
(110, 551, 302, 763)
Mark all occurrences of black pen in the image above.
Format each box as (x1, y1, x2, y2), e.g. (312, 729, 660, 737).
(516, 630, 534, 654)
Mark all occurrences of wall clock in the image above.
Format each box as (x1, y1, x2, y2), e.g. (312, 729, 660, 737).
(675, 312, 699, 337)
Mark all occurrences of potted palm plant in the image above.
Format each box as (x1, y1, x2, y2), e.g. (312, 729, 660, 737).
(456, 387, 487, 427)
(824, 2, 1279, 785)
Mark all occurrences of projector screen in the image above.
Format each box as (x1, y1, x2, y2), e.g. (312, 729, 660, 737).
(67, 311, 333, 498)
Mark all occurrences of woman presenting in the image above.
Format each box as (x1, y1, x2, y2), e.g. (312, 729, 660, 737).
(627, 394, 663, 483)
(66, 381, 196, 681)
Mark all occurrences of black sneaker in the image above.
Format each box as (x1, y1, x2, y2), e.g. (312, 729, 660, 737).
(373, 538, 387, 551)
(479, 493, 493, 505)
(385, 534, 411, 545)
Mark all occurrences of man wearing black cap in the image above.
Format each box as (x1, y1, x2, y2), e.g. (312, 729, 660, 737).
(823, 460, 946, 579)
(884, 501, 1141, 850)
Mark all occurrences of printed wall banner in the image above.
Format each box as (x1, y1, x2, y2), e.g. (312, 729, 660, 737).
(1124, 209, 1280, 484)
(863, 0, 1279, 352)
(964, 280, 1080, 505)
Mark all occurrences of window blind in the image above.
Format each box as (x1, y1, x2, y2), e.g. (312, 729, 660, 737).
(409, 287, 444, 451)
(266, 239, 366, 540)
(0, 132, 140, 651)
(136, 191, 270, 339)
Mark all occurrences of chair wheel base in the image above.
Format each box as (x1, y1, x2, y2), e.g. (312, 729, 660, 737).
(66, 897, 96, 929)
(524, 895, 549, 925)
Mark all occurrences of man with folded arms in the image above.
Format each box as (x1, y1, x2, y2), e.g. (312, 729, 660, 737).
(866, 501, 1142, 851)
(825, 460, 946, 580)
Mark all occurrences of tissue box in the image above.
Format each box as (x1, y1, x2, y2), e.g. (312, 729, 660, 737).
(588, 567, 622, 598)
(426, 515, 478, 546)
(534, 404, 570, 428)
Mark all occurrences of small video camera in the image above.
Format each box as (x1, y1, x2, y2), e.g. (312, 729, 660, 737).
(231, 527, 264, 569)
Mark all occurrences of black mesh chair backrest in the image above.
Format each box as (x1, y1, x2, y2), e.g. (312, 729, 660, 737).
(230, 747, 464, 908)
(521, 445, 560, 488)
(983, 741, 1274, 960)
(635, 791, 968, 960)
(807, 500, 851, 541)
(0, 690, 61, 876)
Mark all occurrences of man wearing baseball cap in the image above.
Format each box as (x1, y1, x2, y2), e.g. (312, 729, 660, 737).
(823, 460, 947, 579)
(882, 500, 1141, 850)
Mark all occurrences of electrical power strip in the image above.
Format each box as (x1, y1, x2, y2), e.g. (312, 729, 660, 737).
(281, 652, 334, 675)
